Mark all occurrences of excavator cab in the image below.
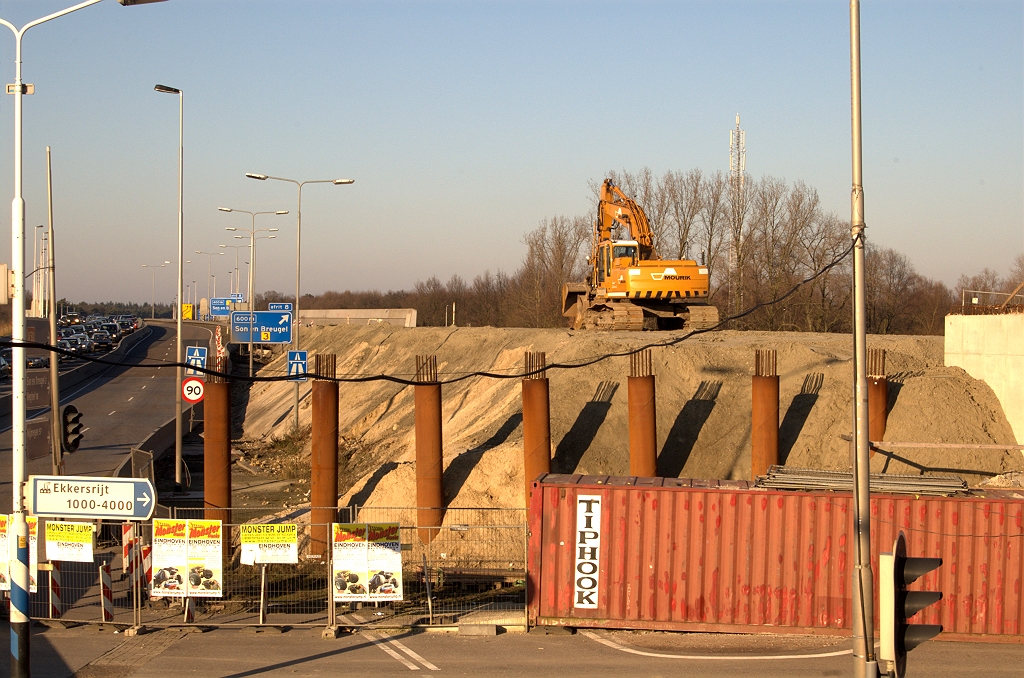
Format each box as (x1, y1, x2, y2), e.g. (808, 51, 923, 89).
(611, 242, 638, 265)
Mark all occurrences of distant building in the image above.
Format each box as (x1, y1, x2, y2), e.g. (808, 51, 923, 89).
(299, 308, 417, 328)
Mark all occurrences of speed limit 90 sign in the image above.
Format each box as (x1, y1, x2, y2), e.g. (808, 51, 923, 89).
(182, 377, 205, 404)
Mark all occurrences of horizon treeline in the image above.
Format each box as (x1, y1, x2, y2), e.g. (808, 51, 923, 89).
(9, 168, 1021, 336)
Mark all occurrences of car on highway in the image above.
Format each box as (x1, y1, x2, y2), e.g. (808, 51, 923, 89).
(101, 322, 121, 341)
(91, 331, 113, 352)
(26, 354, 48, 369)
(117, 320, 134, 336)
(57, 338, 78, 359)
(0, 356, 9, 378)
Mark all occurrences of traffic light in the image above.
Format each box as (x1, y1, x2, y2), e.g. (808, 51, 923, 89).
(880, 531, 942, 678)
(61, 405, 83, 453)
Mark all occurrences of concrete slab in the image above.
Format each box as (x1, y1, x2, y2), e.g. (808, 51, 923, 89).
(459, 624, 497, 636)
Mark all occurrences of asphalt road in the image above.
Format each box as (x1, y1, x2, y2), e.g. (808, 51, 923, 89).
(0, 320, 213, 513)
(6, 624, 1020, 678)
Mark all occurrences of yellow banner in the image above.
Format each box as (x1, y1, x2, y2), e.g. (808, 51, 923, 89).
(45, 521, 93, 543)
(240, 524, 297, 545)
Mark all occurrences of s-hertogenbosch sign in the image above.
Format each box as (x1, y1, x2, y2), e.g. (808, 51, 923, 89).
(27, 475, 157, 521)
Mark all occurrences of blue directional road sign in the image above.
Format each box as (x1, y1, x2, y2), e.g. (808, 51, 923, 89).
(231, 311, 293, 344)
(185, 346, 208, 376)
(288, 350, 308, 382)
(28, 475, 157, 521)
(230, 293, 244, 302)
(210, 297, 232, 317)
(268, 302, 293, 312)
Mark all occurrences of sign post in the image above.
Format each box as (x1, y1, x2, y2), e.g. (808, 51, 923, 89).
(28, 475, 157, 521)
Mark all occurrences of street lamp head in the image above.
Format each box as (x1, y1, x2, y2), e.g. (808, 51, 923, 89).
(246, 173, 268, 181)
(333, 179, 355, 185)
(234, 235, 243, 240)
(268, 235, 277, 239)
(275, 210, 289, 215)
(120, 0, 169, 6)
(218, 207, 232, 213)
(225, 227, 238, 231)
(164, 260, 171, 264)
(154, 84, 181, 94)
(268, 228, 280, 232)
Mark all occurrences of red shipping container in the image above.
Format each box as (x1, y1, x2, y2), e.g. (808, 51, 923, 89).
(527, 474, 1024, 642)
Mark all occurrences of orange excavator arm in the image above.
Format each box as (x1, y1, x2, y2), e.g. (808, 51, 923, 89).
(598, 179, 657, 258)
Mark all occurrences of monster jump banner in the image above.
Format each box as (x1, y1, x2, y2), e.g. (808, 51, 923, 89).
(151, 519, 223, 598)
(332, 522, 403, 603)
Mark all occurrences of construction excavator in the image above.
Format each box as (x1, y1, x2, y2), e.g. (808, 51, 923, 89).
(561, 179, 720, 331)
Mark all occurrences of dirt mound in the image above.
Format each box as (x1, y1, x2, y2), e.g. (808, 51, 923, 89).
(235, 326, 1021, 509)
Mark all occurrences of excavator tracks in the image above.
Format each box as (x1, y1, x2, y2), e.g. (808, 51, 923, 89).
(574, 300, 720, 332)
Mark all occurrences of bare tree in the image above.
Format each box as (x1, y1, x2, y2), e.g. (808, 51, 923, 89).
(664, 168, 704, 260)
(697, 171, 729, 301)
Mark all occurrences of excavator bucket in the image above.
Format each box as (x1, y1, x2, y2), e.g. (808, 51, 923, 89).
(562, 282, 589, 319)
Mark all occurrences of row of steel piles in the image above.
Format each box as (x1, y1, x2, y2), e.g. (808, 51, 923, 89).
(199, 345, 891, 551)
(751, 347, 889, 478)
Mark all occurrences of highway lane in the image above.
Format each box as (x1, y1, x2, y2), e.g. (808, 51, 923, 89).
(0, 321, 214, 513)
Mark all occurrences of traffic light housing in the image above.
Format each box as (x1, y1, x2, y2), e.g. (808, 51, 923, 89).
(61, 405, 83, 453)
(880, 532, 942, 678)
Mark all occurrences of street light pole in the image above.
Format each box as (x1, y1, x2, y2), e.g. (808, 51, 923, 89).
(221, 208, 285, 378)
(245, 173, 354, 430)
(142, 262, 169, 319)
(849, 3, 876, 678)
(154, 82, 184, 491)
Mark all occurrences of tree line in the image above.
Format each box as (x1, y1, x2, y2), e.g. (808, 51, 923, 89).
(17, 168, 1019, 337)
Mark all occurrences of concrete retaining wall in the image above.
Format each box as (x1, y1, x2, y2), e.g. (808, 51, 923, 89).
(945, 313, 1024, 444)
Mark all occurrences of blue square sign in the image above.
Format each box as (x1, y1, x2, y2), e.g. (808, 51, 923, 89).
(288, 351, 308, 382)
(185, 346, 208, 376)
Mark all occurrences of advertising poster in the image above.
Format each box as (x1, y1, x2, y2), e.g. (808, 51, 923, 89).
(332, 523, 368, 602)
(151, 519, 187, 597)
(186, 520, 223, 597)
(239, 523, 298, 565)
(0, 514, 8, 590)
(43, 521, 94, 563)
(366, 523, 403, 601)
(0, 516, 39, 593)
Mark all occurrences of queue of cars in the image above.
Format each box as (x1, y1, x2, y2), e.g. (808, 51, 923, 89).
(0, 314, 141, 378)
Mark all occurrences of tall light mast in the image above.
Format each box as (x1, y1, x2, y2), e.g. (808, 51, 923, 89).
(729, 113, 746, 317)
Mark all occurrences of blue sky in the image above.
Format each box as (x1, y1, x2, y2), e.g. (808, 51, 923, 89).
(0, 0, 1019, 303)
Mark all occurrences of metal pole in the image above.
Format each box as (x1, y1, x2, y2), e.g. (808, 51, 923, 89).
(293, 183, 302, 431)
(249, 224, 255, 378)
(151, 268, 156, 319)
(47, 147, 59, 476)
(175, 89, 184, 491)
(850, 3, 876, 677)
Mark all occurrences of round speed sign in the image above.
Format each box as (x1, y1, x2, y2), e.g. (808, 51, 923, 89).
(182, 377, 205, 404)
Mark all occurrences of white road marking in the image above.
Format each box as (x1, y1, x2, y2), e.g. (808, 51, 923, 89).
(81, 428, 90, 433)
(579, 630, 852, 660)
(127, 397, 133, 402)
(108, 411, 116, 416)
(361, 632, 419, 670)
(389, 639, 439, 671)
(141, 385, 146, 389)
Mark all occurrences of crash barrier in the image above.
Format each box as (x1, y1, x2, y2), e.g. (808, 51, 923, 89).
(25, 506, 527, 630)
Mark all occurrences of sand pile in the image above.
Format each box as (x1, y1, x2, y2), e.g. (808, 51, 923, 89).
(235, 326, 1021, 509)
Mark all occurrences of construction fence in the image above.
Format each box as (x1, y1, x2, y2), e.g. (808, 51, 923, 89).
(21, 506, 527, 630)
